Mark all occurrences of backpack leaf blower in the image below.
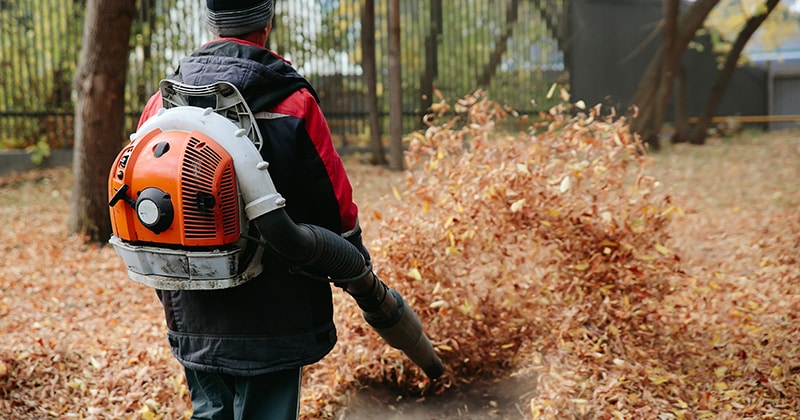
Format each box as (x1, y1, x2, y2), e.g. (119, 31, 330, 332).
(108, 81, 445, 379)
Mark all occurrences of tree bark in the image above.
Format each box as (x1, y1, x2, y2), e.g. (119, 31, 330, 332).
(70, 0, 136, 241)
(362, 0, 386, 165)
(420, 0, 442, 121)
(628, 0, 720, 149)
(671, 63, 690, 143)
(649, 0, 680, 148)
(690, 0, 780, 144)
(387, 0, 403, 170)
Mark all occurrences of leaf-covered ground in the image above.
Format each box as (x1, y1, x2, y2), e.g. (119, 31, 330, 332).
(1, 106, 798, 419)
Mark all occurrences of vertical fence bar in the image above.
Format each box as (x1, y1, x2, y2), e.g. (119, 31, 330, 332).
(0, 2, 9, 143)
(1, 0, 567, 153)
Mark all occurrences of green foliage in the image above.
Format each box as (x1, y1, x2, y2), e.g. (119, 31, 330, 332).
(26, 137, 51, 165)
(0, 0, 83, 150)
(704, 0, 800, 65)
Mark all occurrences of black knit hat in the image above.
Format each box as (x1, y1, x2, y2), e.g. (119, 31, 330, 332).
(206, 0, 274, 37)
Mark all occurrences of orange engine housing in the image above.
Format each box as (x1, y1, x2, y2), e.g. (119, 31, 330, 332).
(109, 127, 241, 247)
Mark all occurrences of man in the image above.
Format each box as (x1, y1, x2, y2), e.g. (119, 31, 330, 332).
(136, 1, 367, 418)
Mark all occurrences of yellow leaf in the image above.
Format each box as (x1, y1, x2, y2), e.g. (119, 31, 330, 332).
(530, 401, 543, 420)
(546, 83, 557, 99)
(66, 380, 84, 389)
(661, 205, 684, 217)
(770, 366, 782, 378)
(391, 185, 402, 201)
(574, 263, 589, 271)
(559, 87, 570, 102)
(501, 343, 515, 349)
(715, 381, 728, 391)
(650, 376, 669, 385)
(559, 176, 571, 193)
(89, 357, 103, 370)
(655, 244, 671, 255)
(510, 199, 526, 213)
(437, 344, 453, 352)
(408, 268, 422, 281)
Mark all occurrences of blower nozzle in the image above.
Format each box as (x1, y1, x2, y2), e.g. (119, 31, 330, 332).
(345, 271, 446, 379)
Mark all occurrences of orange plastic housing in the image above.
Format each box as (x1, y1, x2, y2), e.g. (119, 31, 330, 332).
(109, 128, 241, 247)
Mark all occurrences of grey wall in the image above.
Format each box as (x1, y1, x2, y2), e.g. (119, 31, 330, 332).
(0, 150, 72, 177)
(568, 0, 768, 120)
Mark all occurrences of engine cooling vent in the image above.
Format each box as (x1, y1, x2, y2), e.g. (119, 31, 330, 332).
(181, 136, 239, 241)
(218, 164, 238, 237)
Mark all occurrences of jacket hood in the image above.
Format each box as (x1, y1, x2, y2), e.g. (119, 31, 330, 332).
(173, 39, 318, 112)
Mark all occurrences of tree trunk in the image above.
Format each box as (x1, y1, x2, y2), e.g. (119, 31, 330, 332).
(649, 0, 680, 148)
(671, 63, 690, 143)
(362, 0, 386, 165)
(70, 0, 135, 241)
(387, 0, 404, 170)
(690, 0, 780, 144)
(420, 0, 442, 120)
(628, 0, 720, 149)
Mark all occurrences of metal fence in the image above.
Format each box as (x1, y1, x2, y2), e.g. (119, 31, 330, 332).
(1, 0, 566, 151)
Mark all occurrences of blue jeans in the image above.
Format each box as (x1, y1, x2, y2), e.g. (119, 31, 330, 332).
(184, 367, 302, 420)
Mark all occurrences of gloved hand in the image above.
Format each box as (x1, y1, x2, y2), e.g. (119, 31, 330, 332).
(341, 219, 371, 264)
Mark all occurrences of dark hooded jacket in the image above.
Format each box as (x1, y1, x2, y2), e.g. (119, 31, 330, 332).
(137, 38, 359, 376)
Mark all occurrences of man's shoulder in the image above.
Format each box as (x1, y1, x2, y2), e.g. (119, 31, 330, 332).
(268, 87, 317, 117)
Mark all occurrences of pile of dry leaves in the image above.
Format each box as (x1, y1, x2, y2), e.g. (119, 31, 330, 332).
(1, 91, 798, 419)
(303, 91, 799, 418)
(305, 91, 683, 417)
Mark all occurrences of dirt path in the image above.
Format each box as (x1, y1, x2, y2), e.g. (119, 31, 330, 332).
(337, 374, 537, 420)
